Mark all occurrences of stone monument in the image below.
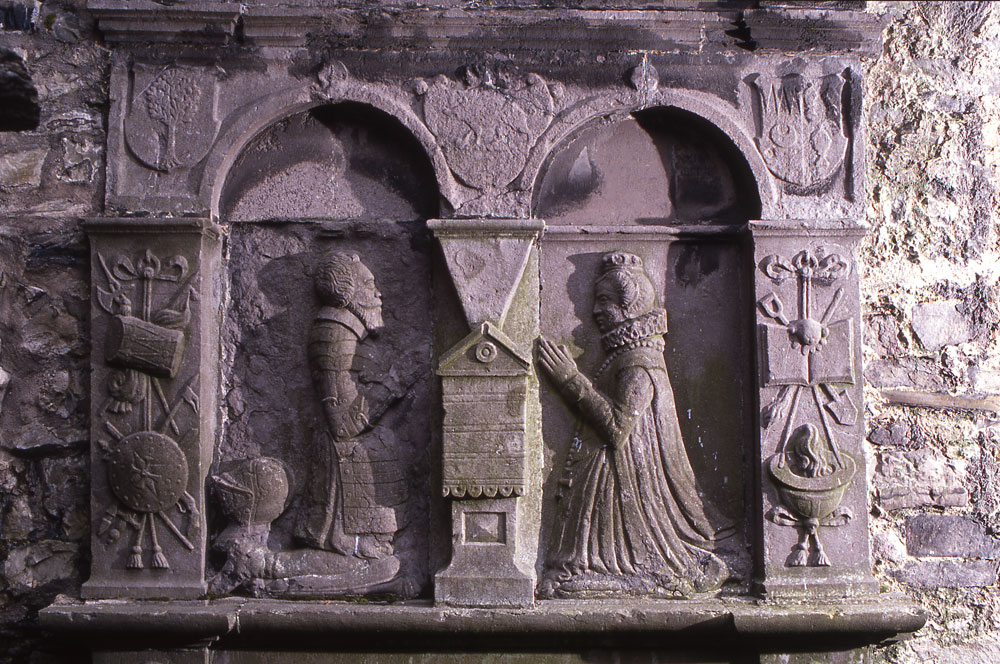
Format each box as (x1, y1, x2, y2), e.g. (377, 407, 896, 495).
(36, 2, 926, 663)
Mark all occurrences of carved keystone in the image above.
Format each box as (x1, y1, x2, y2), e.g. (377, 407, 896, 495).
(429, 219, 545, 330)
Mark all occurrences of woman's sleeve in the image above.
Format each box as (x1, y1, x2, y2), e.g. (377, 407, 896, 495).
(558, 366, 654, 448)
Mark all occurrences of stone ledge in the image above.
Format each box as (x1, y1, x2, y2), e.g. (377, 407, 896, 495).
(41, 596, 926, 651)
(87, 1, 882, 55)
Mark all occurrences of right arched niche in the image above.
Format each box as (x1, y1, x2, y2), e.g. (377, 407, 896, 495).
(533, 107, 761, 582)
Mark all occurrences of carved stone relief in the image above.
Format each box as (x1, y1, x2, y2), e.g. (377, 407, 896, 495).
(213, 250, 412, 596)
(416, 66, 560, 192)
(757, 248, 855, 388)
(431, 219, 542, 609)
(750, 222, 874, 597)
(215, 225, 431, 599)
(95, 250, 200, 571)
(537, 252, 735, 598)
(757, 247, 858, 567)
(438, 322, 530, 500)
(767, 424, 855, 567)
(745, 71, 850, 195)
(124, 64, 220, 173)
(535, 117, 752, 598)
(756, 247, 858, 568)
(83, 220, 220, 599)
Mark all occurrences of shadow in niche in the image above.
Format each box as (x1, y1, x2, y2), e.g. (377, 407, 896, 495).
(220, 102, 439, 222)
(214, 99, 440, 598)
(632, 107, 761, 224)
(535, 107, 760, 226)
(534, 104, 760, 589)
(565, 252, 603, 369)
(662, 240, 749, 537)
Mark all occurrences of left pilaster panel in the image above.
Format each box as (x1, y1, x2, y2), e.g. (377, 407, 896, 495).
(83, 218, 221, 599)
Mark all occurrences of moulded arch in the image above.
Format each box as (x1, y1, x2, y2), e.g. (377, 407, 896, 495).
(201, 82, 460, 219)
(525, 87, 777, 220)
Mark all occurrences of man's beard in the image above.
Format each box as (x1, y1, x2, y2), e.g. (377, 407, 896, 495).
(350, 302, 383, 333)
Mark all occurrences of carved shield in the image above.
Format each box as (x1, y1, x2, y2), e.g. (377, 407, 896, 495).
(423, 74, 553, 190)
(107, 431, 189, 513)
(124, 64, 220, 172)
(749, 73, 848, 191)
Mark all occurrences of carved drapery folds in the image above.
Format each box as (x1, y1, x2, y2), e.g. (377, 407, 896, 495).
(537, 252, 734, 599)
(64, 12, 908, 653)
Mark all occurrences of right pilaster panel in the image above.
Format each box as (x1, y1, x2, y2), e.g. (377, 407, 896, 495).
(750, 220, 876, 598)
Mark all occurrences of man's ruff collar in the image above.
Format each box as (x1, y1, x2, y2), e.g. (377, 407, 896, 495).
(600, 308, 667, 351)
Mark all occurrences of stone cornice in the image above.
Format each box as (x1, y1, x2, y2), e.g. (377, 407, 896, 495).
(87, 1, 884, 56)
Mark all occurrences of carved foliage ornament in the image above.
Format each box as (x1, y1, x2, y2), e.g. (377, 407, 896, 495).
(746, 72, 849, 193)
(417, 65, 558, 190)
(124, 64, 221, 172)
(757, 247, 857, 567)
(95, 249, 200, 570)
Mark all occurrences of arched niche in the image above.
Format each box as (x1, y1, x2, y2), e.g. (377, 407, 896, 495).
(534, 107, 761, 225)
(215, 103, 439, 588)
(220, 102, 440, 222)
(532, 108, 757, 582)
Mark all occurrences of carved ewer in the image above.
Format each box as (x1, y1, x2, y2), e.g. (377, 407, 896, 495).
(767, 423, 855, 567)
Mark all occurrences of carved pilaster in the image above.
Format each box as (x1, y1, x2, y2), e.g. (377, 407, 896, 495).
(750, 219, 876, 598)
(83, 218, 221, 599)
(430, 218, 544, 608)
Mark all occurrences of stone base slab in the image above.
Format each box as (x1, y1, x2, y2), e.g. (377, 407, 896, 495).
(41, 596, 925, 651)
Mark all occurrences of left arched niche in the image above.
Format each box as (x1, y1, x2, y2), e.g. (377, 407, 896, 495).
(220, 102, 439, 221)
(213, 104, 438, 596)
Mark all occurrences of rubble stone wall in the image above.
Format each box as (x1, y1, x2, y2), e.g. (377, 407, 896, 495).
(864, 3, 1000, 663)
(0, 1, 998, 662)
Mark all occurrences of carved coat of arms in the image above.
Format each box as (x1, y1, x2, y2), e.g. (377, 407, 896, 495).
(419, 67, 555, 190)
(746, 72, 849, 193)
(124, 64, 220, 172)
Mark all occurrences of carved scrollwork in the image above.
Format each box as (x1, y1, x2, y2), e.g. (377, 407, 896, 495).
(757, 248, 854, 379)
